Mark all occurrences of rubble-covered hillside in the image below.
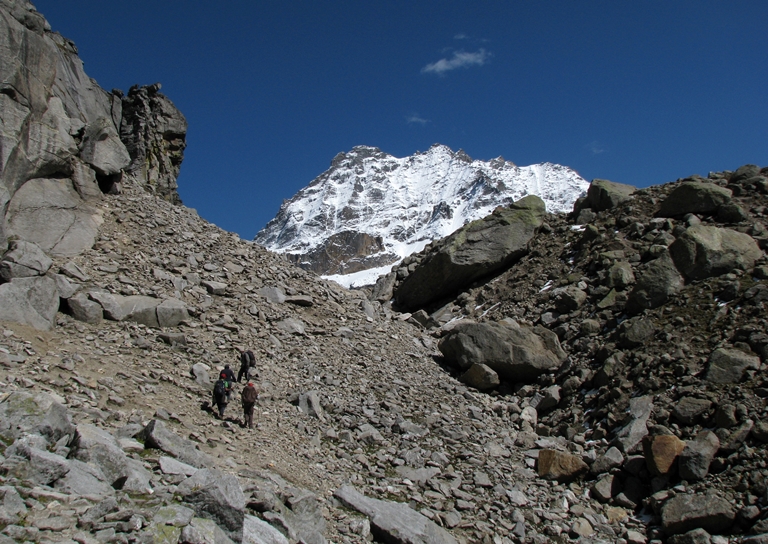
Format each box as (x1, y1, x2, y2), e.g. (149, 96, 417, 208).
(2, 1, 768, 544)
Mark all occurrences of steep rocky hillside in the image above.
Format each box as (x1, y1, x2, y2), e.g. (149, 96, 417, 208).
(2, 2, 768, 544)
(371, 166, 768, 543)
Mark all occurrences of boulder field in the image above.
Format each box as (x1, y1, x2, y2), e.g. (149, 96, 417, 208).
(2, 1, 768, 543)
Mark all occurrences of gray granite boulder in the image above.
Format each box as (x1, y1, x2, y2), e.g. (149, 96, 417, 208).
(54, 458, 115, 498)
(669, 225, 762, 281)
(0, 240, 52, 281)
(0, 275, 58, 330)
(657, 182, 733, 217)
(613, 396, 654, 453)
(626, 251, 684, 314)
(5, 177, 103, 257)
(576, 178, 636, 213)
(460, 363, 500, 391)
(679, 431, 720, 481)
(335, 484, 457, 544)
(395, 196, 546, 311)
(0, 391, 74, 446)
(176, 468, 246, 540)
(140, 419, 212, 469)
(705, 347, 761, 384)
(85, 290, 188, 327)
(242, 514, 289, 544)
(72, 424, 152, 493)
(79, 117, 130, 176)
(67, 291, 103, 324)
(438, 319, 567, 383)
(661, 493, 735, 535)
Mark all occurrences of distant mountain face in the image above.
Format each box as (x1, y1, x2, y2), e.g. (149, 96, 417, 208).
(255, 144, 588, 279)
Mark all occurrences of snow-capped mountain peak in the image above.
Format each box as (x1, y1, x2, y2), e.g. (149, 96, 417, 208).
(255, 145, 588, 285)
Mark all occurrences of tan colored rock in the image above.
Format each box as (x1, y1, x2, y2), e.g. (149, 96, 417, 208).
(537, 449, 588, 482)
(644, 434, 686, 476)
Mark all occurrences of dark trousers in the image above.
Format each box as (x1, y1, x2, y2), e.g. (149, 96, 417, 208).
(237, 363, 249, 383)
(243, 402, 255, 428)
(215, 397, 228, 418)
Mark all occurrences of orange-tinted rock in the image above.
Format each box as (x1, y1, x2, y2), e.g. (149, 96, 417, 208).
(537, 449, 588, 482)
(643, 435, 686, 476)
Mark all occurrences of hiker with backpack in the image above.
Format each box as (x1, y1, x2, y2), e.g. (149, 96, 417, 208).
(213, 372, 233, 419)
(222, 364, 237, 402)
(237, 347, 256, 383)
(241, 381, 259, 429)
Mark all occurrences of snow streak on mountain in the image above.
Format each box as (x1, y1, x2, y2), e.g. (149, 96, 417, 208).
(255, 144, 588, 286)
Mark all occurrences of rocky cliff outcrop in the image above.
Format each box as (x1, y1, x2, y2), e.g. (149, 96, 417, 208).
(0, 0, 186, 258)
(120, 83, 187, 203)
(0, 0, 186, 330)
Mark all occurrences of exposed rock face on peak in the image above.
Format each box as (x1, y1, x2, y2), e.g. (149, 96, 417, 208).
(255, 143, 588, 280)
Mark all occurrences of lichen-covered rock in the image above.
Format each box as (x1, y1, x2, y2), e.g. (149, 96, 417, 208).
(576, 178, 636, 213)
(175, 468, 246, 541)
(120, 84, 187, 203)
(657, 182, 733, 217)
(395, 196, 546, 310)
(439, 319, 566, 383)
(669, 225, 762, 281)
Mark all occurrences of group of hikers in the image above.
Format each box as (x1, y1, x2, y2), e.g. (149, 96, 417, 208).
(212, 347, 259, 428)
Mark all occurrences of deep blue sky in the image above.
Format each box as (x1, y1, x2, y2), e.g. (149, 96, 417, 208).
(33, 1, 768, 239)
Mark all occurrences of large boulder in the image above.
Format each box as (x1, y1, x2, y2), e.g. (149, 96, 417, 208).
(140, 419, 212, 469)
(84, 290, 188, 327)
(5, 177, 103, 257)
(668, 225, 762, 281)
(657, 182, 732, 217)
(0, 391, 74, 447)
(0, 240, 52, 281)
(705, 347, 761, 384)
(661, 493, 735, 536)
(79, 117, 131, 176)
(626, 251, 684, 314)
(71, 424, 152, 493)
(438, 319, 567, 383)
(575, 178, 636, 214)
(0, 275, 59, 330)
(395, 196, 546, 310)
(334, 484, 458, 544)
(175, 468, 246, 541)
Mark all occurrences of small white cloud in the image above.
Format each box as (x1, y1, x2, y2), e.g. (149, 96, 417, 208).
(454, 33, 467, 40)
(406, 114, 429, 125)
(421, 48, 491, 75)
(587, 141, 605, 155)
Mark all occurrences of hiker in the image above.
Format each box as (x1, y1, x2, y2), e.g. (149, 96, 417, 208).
(222, 364, 237, 401)
(241, 381, 259, 429)
(237, 347, 256, 383)
(213, 372, 232, 419)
